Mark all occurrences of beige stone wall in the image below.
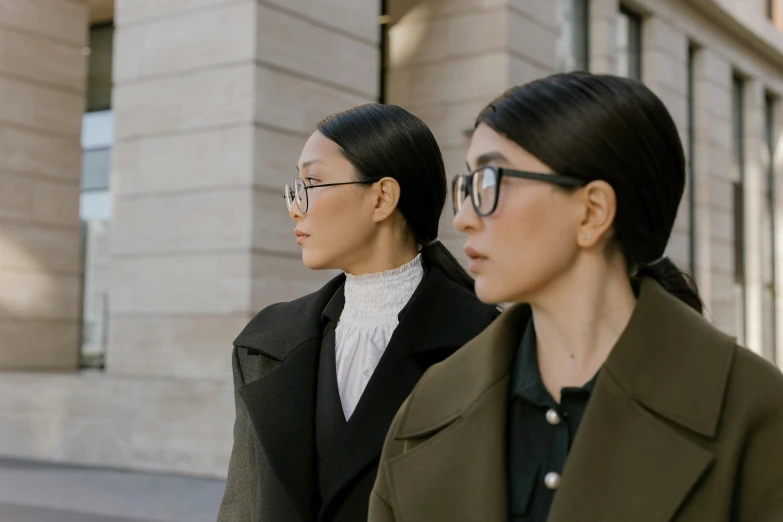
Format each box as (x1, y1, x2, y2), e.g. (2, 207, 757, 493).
(386, 0, 558, 262)
(0, 0, 378, 477)
(0, 0, 88, 370)
(390, 0, 783, 357)
(633, 0, 783, 351)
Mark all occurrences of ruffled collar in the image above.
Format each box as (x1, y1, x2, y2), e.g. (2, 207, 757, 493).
(341, 255, 424, 327)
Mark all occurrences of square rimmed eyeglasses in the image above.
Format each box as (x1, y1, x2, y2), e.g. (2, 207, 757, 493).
(451, 166, 586, 217)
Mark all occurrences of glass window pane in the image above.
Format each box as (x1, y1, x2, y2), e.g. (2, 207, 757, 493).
(616, 7, 642, 80)
(82, 148, 111, 191)
(763, 94, 777, 360)
(81, 218, 111, 369)
(557, 0, 589, 72)
(81, 21, 114, 369)
(80, 191, 112, 221)
(732, 76, 747, 345)
(86, 24, 114, 113)
(82, 110, 114, 149)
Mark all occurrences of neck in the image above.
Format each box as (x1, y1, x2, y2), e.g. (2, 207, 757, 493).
(528, 255, 637, 401)
(341, 224, 419, 276)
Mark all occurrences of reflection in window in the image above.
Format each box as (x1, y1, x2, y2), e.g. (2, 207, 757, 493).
(557, 0, 589, 72)
(616, 6, 642, 80)
(81, 23, 114, 370)
(80, 110, 112, 370)
(732, 75, 747, 346)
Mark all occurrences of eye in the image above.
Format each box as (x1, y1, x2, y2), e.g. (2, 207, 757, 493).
(306, 177, 319, 186)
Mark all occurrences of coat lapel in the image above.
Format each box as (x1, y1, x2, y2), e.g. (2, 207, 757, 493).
(319, 266, 500, 517)
(382, 302, 530, 522)
(548, 279, 735, 522)
(546, 369, 714, 522)
(234, 274, 346, 522)
(237, 340, 321, 521)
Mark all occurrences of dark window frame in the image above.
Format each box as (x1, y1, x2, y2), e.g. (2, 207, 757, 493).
(732, 74, 747, 342)
(618, 5, 643, 81)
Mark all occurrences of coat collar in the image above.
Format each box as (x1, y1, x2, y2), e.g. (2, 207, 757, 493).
(234, 264, 491, 365)
(603, 278, 735, 437)
(396, 277, 735, 440)
(233, 272, 346, 361)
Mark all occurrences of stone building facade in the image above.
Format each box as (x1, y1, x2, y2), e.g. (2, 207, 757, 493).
(0, 0, 781, 477)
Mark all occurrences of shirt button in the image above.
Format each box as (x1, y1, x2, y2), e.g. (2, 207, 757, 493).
(544, 471, 561, 490)
(545, 408, 561, 425)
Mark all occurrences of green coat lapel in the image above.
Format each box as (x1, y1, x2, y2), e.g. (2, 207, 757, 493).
(381, 303, 530, 522)
(549, 279, 735, 522)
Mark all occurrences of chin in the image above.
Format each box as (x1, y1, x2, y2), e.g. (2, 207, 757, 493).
(474, 277, 504, 305)
(301, 250, 334, 271)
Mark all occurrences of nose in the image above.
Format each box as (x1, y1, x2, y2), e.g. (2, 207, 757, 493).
(453, 196, 481, 234)
(288, 197, 304, 221)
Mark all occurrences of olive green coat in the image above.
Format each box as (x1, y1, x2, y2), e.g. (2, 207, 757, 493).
(369, 279, 783, 522)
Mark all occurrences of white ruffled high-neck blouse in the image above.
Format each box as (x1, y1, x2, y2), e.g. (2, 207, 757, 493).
(335, 254, 424, 420)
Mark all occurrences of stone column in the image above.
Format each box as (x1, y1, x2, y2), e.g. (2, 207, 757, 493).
(643, 16, 692, 271)
(0, 0, 88, 370)
(589, 0, 619, 74)
(742, 79, 766, 355)
(386, 0, 558, 262)
(693, 49, 735, 332)
(773, 97, 783, 367)
(109, 0, 379, 380)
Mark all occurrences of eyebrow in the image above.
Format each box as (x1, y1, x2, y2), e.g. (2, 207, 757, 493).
(467, 151, 509, 171)
(295, 159, 324, 172)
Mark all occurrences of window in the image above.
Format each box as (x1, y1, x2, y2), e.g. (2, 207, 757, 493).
(762, 93, 777, 360)
(732, 75, 747, 345)
(80, 25, 114, 370)
(557, 0, 590, 72)
(616, 6, 642, 80)
(766, 0, 774, 20)
(86, 24, 113, 112)
(687, 43, 698, 278)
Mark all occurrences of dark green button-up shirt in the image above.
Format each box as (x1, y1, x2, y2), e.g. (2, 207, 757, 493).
(507, 321, 599, 522)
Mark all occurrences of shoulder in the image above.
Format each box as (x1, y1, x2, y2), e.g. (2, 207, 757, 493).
(232, 273, 346, 357)
(727, 345, 783, 417)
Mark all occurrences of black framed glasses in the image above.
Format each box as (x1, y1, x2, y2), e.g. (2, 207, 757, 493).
(451, 166, 586, 217)
(284, 178, 380, 214)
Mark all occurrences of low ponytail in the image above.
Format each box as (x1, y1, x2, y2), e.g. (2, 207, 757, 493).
(420, 240, 475, 293)
(636, 257, 703, 314)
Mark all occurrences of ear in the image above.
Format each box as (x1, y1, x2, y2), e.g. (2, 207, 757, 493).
(371, 177, 402, 223)
(576, 180, 616, 249)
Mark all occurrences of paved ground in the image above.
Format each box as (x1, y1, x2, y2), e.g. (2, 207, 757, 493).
(0, 458, 226, 522)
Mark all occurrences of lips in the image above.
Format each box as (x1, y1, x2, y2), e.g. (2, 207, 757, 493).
(465, 245, 488, 272)
(295, 229, 309, 245)
(465, 246, 486, 261)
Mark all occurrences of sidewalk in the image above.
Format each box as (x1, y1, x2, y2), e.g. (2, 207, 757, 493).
(0, 458, 226, 522)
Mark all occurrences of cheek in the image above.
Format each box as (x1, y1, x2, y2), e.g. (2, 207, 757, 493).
(300, 192, 372, 267)
(475, 192, 577, 302)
